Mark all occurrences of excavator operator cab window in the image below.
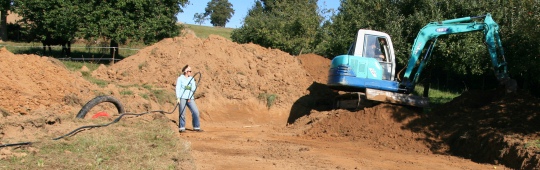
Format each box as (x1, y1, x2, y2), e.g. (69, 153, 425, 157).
(364, 34, 393, 80)
(364, 35, 388, 62)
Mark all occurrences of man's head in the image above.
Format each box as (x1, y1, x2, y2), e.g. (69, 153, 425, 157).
(379, 38, 387, 45)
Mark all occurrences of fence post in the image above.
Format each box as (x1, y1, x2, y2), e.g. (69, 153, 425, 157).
(111, 47, 116, 64)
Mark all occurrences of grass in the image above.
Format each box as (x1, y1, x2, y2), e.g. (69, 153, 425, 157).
(258, 93, 278, 109)
(525, 139, 540, 149)
(413, 85, 461, 107)
(62, 60, 101, 72)
(120, 90, 133, 95)
(0, 116, 194, 169)
(0, 41, 142, 60)
(30, 58, 110, 89)
(81, 71, 109, 88)
(184, 24, 235, 40)
(142, 84, 176, 105)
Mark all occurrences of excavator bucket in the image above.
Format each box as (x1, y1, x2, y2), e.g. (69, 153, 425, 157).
(365, 88, 429, 108)
(501, 77, 518, 93)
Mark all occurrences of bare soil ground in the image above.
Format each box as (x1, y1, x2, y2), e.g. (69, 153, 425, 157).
(1, 34, 539, 169)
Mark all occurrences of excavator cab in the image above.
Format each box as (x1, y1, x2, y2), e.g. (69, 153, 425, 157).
(345, 30, 396, 81)
(328, 29, 429, 109)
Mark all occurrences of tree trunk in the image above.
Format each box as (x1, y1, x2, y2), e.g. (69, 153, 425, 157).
(423, 71, 431, 97)
(0, 10, 7, 41)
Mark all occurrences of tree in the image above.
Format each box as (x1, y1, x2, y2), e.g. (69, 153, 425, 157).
(193, 12, 208, 25)
(203, 0, 234, 27)
(231, 0, 322, 55)
(493, 0, 540, 95)
(318, 0, 403, 59)
(15, 0, 188, 57)
(15, 0, 80, 56)
(0, 0, 12, 41)
(77, 0, 189, 57)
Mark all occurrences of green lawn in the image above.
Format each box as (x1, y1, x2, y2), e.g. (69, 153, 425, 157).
(183, 24, 235, 40)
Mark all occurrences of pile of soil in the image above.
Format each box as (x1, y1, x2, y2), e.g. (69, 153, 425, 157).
(293, 89, 540, 169)
(92, 34, 313, 123)
(429, 89, 540, 168)
(0, 47, 97, 116)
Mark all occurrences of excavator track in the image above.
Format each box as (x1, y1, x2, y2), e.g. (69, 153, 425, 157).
(365, 88, 429, 107)
(333, 88, 429, 110)
(334, 92, 373, 110)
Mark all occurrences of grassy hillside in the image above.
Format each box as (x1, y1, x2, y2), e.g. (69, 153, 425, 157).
(183, 24, 234, 40)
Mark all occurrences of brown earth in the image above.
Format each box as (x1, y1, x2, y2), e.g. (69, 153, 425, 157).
(1, 33, 539, 169)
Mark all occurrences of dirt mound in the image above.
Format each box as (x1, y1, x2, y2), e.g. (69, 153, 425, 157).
(291, 53, 431, 154)
(92, 34, 314, 123)
(292, 86, 540, 169)
(292, 104, 432, 154)
(427, 89, 540, 169)
(297, 53, 331, 84)
(0, 47, 97, 116)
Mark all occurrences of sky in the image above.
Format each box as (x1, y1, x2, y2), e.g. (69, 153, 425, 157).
(176, 0, 340, 28)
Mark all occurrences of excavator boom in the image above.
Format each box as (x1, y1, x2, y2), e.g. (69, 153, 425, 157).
(401, 13, 515, 93)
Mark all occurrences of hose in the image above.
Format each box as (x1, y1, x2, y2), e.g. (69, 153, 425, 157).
(0, 72, 202, 148)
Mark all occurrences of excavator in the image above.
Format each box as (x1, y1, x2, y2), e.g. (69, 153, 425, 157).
(327, 13, 517, 109)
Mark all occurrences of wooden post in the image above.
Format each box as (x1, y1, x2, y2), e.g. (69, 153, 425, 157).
(111, 48, 116, 65)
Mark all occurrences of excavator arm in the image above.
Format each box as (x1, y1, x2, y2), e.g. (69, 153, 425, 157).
(400, 13, 516, 93)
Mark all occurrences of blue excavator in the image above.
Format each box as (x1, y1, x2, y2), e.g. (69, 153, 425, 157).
(327, 13, 517, 109)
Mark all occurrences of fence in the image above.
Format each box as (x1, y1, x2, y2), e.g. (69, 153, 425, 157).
(0, 44, 140, 63)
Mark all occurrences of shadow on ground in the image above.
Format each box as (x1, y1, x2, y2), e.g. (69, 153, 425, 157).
(288, 82, 337, 125)
(401, 88, 540, 169)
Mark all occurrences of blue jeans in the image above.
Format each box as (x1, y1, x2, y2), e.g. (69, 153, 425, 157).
(178, 99, 201, 130)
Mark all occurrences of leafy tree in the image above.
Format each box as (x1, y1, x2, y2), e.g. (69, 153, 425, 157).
(193, 12, 208, 25)
(203, 0, 234, 27)
(493, 0, 540, 94)
(15, 0, 188, 57)
(231, 0, 322, 55)
(318, 0, 403, 59)
(77, 0, 189, 57)
(15, 0, 80, 47)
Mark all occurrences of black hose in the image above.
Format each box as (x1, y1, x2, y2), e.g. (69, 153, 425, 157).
(53, 110, 172, 140)
(0, 142, 31, 148)
(0, 72, 203, 148)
